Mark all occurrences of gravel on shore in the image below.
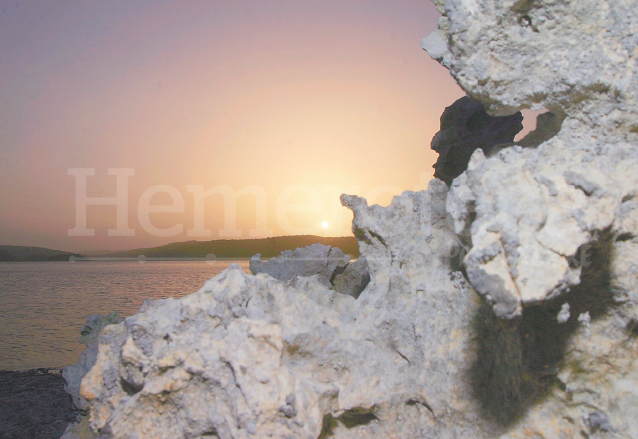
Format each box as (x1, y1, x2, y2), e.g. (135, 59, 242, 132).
(0, 368, 81, 439)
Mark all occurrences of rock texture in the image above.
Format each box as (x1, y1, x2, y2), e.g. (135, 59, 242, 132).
(74, 181, 502, 438)
(63, 312, 122, 410)
(421, 0, 638, 436)
(249, 243, 350, 288)
(0, 369, 80, 439)
(250, 243, 370, 298)
(331, 256, 369, 299)
(431, 96, 523, 185)
(424, 0, 638, 319)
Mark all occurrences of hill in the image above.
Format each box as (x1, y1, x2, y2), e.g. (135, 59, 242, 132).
(0, 245, 83, 262)
(108, 236, 360, 259)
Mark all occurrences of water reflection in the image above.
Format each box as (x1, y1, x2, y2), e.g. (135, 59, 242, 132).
(0, 261, 250, 370)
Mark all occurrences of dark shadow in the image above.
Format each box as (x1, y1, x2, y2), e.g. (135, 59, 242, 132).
(329, 264, 347, 285)
(120, 377, 143, 396)
(338, 409, 378, 428)
(470, 228, 616, 426)
(516, 111, 565, 149)
(318, 408, 378, 438)
(431, 96, 524, 186)
(318, 414, 336, 439)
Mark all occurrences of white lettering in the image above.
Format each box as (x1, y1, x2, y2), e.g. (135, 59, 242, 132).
(276, 184, 323, 235)
(187, 185, 273, 238)
(67, 168, 135, 236)
(137, 185, 185, 237)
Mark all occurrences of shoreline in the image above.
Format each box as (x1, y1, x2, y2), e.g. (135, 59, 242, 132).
(0, 368, 81, 439)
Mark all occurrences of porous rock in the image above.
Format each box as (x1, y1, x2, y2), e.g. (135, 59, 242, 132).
(62, 312, 121, 410)
(76, 181, 500, 438)
(249, 243, 350, 288)
(420, 0, 638, 437)
(250, 243, 370, 298)
(331, 256, 370, 299)
(424, 0, 638, 319)
(431, 95, 523, 185)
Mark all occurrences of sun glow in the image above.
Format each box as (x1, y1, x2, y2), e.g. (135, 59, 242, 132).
(321, 221, 329, 229)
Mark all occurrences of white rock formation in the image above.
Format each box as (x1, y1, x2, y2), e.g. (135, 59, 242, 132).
(76, 181, 501, 438)
(250, 243, 370, 298)
(421, 0, 638, 436)
(62, 312, 121, 410)
(424, 0, 638, 319)
(249, 243, 350, 288)
(331, 256, 369, 299)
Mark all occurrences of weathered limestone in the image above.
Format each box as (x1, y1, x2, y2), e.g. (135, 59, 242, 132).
(331, 256, 369, 299)
(249, 243, 350, 288)
(250, 243, 370, 298)
(76, 181, 500, 438)
(62, 312, 121, 410)
(431, 96, 523, 185)
(420, 0, 638, 437)
(422, 0, 638, 124)
(424, 0, 638, 319)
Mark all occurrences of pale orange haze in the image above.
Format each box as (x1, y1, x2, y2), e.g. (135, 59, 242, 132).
(0, 1, 535, 251)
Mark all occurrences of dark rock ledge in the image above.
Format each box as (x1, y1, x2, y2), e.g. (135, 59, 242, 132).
(0, 369, 80, 439)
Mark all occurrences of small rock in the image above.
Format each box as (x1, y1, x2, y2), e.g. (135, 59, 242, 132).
(331, 256, 370, 298)
(557, 303, 570, 324)
(585, 410, 615, 432)
(62, 312, 122, 410)
(250, 243, 350, 288)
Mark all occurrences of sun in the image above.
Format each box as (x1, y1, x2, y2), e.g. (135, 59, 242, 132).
(321, 221, 329, 229)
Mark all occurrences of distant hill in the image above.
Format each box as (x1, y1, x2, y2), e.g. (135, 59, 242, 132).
(0, 245, 83, 262)
(108, 236, 360, 259)
(0, 236, 360, 263)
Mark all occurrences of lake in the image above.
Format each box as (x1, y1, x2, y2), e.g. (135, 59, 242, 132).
(0, 260, 250, 371)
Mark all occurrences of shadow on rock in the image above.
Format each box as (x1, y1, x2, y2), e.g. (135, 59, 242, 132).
(470, 228, 616, 426)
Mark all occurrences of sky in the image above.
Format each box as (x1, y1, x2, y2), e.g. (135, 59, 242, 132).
(0, 1, 536, 252)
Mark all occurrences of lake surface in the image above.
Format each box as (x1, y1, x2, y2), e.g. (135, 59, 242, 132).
(0, 261, 250, 370)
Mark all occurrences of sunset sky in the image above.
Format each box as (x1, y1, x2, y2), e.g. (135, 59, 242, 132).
(0, 1, 535, 252)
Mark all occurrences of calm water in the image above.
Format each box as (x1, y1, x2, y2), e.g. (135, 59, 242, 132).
(0, 261, 250, 371)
